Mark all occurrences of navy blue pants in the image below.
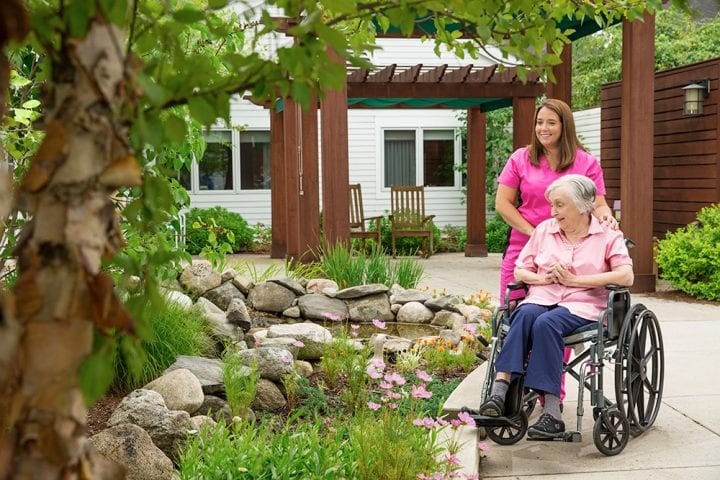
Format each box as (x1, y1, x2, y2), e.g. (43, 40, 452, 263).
(495, 304, 592, 397)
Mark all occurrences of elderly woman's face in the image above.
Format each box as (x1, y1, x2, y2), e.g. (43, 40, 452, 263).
(549, 186, 585, 230)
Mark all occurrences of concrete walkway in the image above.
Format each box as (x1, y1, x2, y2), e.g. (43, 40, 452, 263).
(229, 252, 720, 478)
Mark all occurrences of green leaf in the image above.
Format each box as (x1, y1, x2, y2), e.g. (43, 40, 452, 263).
(164, 114, 188, 144)
(67, 0, 96, 37)
(208, 231, 217, 244)
(9, 71, 31, 88)
(173, 7, 206, 24)
(79, 339, 116, 406)
(188, 96, 219, 125)
(21, 99, 41, 109)
(208, 0, 229, 8)
(136, 73, 167, 107)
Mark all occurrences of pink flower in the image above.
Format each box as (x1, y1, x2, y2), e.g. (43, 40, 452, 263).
(350, 324, 360, 337)
(457, 410, 476, 427)
(370, 358, 386, 369)
(476, 441, 490, 452)
(415, 369, 432, 383)
(366, 365, 383, 379)
(464, 475, 480, 480)
(388, 402, 398, 409)
(367, 402, 381, 411)
(384, 372, 406, 386)
(372, 319, 387, 330)
(293, 341, 305, 347)
(411, 384, 433, 399)
(322, 311, 341, 322)
(389, 391, 402, 400)
(281, 356, 292, 364)
(451, 419, 462, 428)
(379, 381, 394, 390)
(463, 323, 477, 335)
(445, 453, 460, 466)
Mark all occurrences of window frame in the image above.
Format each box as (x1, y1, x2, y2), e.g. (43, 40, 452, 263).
(378, 125, 462, 191)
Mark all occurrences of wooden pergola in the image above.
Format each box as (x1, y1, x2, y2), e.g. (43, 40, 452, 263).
(269, 13, 656, 292)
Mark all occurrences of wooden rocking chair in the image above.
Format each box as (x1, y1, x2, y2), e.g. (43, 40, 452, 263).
(349, 183, 382, 250)
(389, 185, 435, 258)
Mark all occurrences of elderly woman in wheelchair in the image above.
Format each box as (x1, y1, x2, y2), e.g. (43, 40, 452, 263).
(475, 174, 644, 449)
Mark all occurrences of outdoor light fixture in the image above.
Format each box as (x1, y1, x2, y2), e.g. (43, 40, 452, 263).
(682, 79, 710, 115)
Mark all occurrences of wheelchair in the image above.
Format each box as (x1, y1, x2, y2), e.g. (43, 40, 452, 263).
(465, 282, 665, 456)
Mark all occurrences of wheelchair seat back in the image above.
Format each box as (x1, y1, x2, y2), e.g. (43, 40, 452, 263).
(606, 288, 631, 341)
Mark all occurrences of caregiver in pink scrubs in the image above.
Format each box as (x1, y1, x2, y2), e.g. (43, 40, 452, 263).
(495, 98, 617, 402)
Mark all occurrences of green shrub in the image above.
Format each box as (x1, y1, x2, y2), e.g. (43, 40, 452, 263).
(113, 297, 215, 390)
(486, 214, 510, 253)
(437, 225, 466, 252)
(656, 204, 720, 301)
(185, 206, 255, 255)
(378, 215, 442, 256)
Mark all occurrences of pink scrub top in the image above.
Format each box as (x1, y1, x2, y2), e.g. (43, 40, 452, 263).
(515, 216, 633, 321)
(497, 147, 607, 228)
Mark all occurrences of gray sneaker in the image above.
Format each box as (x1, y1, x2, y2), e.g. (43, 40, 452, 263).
(527, 413, 565, 439)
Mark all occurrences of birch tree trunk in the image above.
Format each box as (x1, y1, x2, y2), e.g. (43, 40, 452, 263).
(1, 15, 136, 480)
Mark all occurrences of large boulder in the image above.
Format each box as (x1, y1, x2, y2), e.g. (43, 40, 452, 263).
(396, 301, 434, 324)
(196, 395, 233, 424)
(235, 347, 294, 381)
(144, 368, 204, 415)
(226, 298, 252, 331)
(107, 389, 192, 461)
(346, 293, 394, 322)
(297, 294, 348, 321)
(252, 378, 287, 412)
(248, 282, 296, 313)
(89, 423, 173, 480)
(164, 356, 224, 395)
(335, 283, 389, 299)
(179, 260, 222, 297)
(202, 282, 245, 311)
(266, 322, 332, 360)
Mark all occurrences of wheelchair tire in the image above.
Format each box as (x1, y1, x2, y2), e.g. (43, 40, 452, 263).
(614, 304, 665, 437)
(485, 410, 528, 446)
(593, 409, 630, 456)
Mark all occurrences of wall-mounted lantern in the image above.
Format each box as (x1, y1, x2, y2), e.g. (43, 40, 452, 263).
(682, 80, 710, 115)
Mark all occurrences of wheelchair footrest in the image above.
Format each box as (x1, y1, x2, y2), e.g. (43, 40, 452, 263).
(467, 414, 525, 429)
(527, 431, 582, 443)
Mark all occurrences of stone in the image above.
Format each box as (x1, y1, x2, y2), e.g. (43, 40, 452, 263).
(194, 296, 224, 316)
(252, 378, 287, 411)
(107, 389, 193, 461)
(144, 368, 204, 415)
(431, 310, 465, 329)
(162, 289, 193, 310)
(382, 335, 413, 354)
(439, 329, 462, 346)
(391, 303, 401, 314)
(226, 298, 252, 331)
(390, 288, 432, 305)
(248, 282, 296, 313)
(269, 277, 306, 295)
(179, 260, 222, 297)
(282, 306, 302, 318)
(305, 278, 339, 294)
(346, 293, 394, 322)
(196, 395, 233, 424)
(202, 282, 245, 311)
(424, 295, 463, 312)
(335, 283, 389, 299)
(235, 347, 294, 381)
(232, 274, 254, 295)
(204, 312, 243, 343)
(396, 301, 435, 324)
(297, 294, 348, 321)
(267, 322, 333, 360)
(294, 360, 314, 377)
(164, 356, 224, 395)
(89, 423, 173, 480)
(221, 267, 237, 283)
(258, 336, 301, 357)
(189, 415, 217, 432)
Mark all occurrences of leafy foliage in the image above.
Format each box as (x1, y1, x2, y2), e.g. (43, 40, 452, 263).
(656, 204, 720, 301)
(486, 214, 511, 253)
(185, 206, 255, 255)
(377, 215, 442, 256)
(573, 7, 720, 108)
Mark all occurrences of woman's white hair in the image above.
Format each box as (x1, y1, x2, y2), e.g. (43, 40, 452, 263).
(545, 174, 596, 214)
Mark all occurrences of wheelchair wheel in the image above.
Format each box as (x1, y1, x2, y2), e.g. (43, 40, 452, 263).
(593, 409, 630, 456)
(615, 304, 665, 436)
(486, 411, 528, 445)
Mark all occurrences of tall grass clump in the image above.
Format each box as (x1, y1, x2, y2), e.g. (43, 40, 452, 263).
(289, 242, 425, 289)
(222, 349, 260, 418)
(113, 297, 214, 390)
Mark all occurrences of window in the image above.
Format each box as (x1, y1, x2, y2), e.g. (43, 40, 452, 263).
(383, 128, 458, 188)
(384, 130, 416, 187)
(199, 130, 233, 191)
(240, 131, 271, 189)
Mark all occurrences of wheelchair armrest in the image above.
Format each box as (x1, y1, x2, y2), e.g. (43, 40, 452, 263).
(507, 281, 527, 291)
(605, 284, 629, 292)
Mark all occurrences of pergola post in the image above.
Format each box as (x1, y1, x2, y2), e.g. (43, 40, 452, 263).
(282, 99, 301, 260)
(513, 97, 536, 149)
(621, 13, 656, 292)
(270, 105, 286, 258)
(546, 44, 572, 105)
(465, 107, 488, 257)
(298, 96, 320, 261)
(320, 48, 350, 247)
